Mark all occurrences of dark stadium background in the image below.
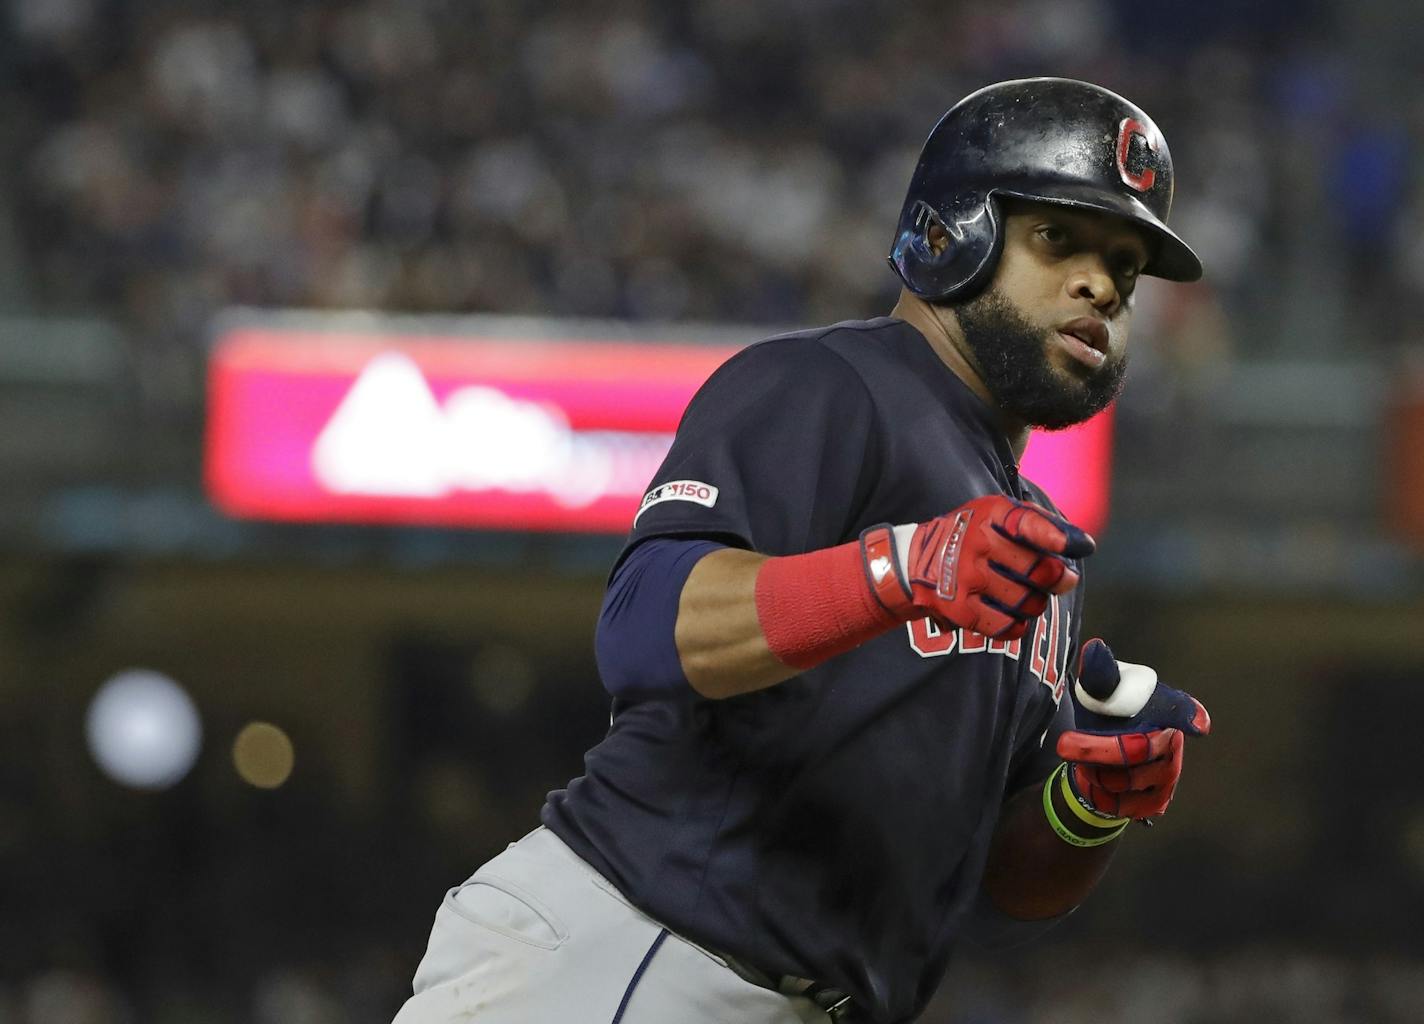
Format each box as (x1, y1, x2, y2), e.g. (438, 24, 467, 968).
(2, 0, 1423, 1021)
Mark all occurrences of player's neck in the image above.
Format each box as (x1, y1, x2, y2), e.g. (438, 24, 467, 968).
(889, 294, 1032, 459)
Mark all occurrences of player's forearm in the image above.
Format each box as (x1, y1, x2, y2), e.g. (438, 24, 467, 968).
(980, 780, 1119, 920)
(676, 497, 1088, 700)
(612, 536, 893, 702)
(675, 548, 800, 699)
(675, 535, 910, 699)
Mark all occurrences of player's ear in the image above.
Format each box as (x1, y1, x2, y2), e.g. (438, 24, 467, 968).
(927, 223, 950, 256)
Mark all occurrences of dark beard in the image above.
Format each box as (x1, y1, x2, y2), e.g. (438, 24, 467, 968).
(952, 287, 1127, 430)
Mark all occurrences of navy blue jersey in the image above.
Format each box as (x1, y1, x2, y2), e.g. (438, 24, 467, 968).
(543, 317, 1083, 1024)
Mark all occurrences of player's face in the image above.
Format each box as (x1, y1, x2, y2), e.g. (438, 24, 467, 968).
(952, 202, 1150, 430)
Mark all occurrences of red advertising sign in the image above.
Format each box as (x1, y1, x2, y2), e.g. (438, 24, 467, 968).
(1021, 412, 1114, 538)
(205, 324, 1114, 534)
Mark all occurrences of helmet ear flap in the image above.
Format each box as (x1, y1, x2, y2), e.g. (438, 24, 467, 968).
(888, 197, 986, 303)
(908, 201, 954, 269)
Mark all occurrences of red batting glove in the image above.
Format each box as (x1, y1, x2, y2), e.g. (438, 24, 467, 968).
(1055, 638, 1211, 821)
(860, 495, 1095, 641)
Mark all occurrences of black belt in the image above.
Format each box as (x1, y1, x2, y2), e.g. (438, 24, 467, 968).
(718, 952, 862, 1021)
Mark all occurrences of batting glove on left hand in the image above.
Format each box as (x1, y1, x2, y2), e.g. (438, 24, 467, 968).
(1054, 638, 1211, 822)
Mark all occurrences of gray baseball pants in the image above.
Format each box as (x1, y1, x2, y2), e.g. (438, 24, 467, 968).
(392, 826, 830, 1023)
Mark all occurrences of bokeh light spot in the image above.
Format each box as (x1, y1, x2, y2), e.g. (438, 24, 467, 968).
(85, 669, 203, 790)
(232, 722, 295, 789)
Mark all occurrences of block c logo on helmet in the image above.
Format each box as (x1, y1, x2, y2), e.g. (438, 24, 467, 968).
(1115, 117, 1157, 192)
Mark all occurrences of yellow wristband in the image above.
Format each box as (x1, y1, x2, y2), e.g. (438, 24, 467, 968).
(1042, 764, 1129, 848)
(1058, 762, 1129, 828)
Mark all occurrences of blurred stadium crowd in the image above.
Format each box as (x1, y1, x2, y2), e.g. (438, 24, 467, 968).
(3, 1, 1424, 1022)
(4, 0, 1419, 366)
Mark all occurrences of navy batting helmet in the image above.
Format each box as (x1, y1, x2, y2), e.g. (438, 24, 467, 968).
(888, 78, 1202, 302)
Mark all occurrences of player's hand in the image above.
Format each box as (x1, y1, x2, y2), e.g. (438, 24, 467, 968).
(1055, 638, 1211, 821)
(860, 495, 1094, 640)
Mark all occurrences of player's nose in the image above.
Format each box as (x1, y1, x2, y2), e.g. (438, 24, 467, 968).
(1066, 260, 1120, 313)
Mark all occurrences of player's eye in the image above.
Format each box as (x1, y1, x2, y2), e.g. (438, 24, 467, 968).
(1113, 255, 1142, 280)
(1036, 224, 1069, 247)
(1110, 236, 1151, 278)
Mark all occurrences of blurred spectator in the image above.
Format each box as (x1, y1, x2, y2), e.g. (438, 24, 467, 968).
(0, 0, 1407, 365)
(252, 970, 341, 1024)
(20, 970, 131, 1024)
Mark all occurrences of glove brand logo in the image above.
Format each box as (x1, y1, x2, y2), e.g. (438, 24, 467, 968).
(906, 593, 1070, 702)
(936, 511, 974, 600)
(869, 556, 893, 584)
(634, 480, 719, 523)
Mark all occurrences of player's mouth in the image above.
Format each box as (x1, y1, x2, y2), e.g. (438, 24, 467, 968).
(1055, 317, 1110, 370)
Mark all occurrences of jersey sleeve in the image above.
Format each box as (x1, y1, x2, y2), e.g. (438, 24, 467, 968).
(625, 337, 880, 557)
(595, 537, 726, 701)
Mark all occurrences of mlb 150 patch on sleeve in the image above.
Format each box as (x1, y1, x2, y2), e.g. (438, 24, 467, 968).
(635, 480, 719, 523)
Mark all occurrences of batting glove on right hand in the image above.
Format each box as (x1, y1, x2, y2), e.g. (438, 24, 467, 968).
(1055, 638, 1211, 821)
(860, 495, 1094, 640)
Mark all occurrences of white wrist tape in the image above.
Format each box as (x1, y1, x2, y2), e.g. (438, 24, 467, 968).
(1074, 659, 1158, 718)
(892, 523, 917, 582)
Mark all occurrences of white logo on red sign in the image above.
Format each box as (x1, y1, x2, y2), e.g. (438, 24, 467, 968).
(310, 352, 674, 508)
(635, 480, 719, 523)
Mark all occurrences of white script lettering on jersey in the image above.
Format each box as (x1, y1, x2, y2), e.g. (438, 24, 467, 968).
(904, 594, 1071, 702)
(634, 479, 720, 523)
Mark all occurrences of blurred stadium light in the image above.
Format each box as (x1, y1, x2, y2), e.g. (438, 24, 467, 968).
(232, 721, 295, 789)
(84, 668, 202, 790)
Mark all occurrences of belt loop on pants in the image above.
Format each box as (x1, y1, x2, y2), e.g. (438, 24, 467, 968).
(717, 951, 860, 1021)
(777, 976, 856, 1020)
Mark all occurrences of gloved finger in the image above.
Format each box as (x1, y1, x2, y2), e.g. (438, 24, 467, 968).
(1081, 764, 1130, 795)
(985, 536, 1077, 589)
(1079, 736, 1183, 793)
(981, 585, 1047, 624)
(1134, 684, 1211, 737)
(980, 571, 1049, 615)
(1072, 739, 1185, 818)
(1113, 783, 1179, 819)
(1056, 727, 1178, 766)
(1068, 765, 1123, 818)
(1013, 501, 1087, 555)
(988, 551, 1080, 597)
(995, 500, 1096, 560)
(1070, 764, 1128, 817)
(1028, 555, 1079, 595)
(947, 606, 1023, 642)
(1068, 765, 1138, 819)
(984, 615, 1029, 641)
(1075, 638, 1120, 701)
(1110, 740, 1185, 818)
(1071, 640, 1212, 737)
(983, 539, 1039, 577)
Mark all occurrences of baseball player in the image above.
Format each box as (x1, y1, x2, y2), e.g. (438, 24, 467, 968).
(393, 78, 1212, 1024)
